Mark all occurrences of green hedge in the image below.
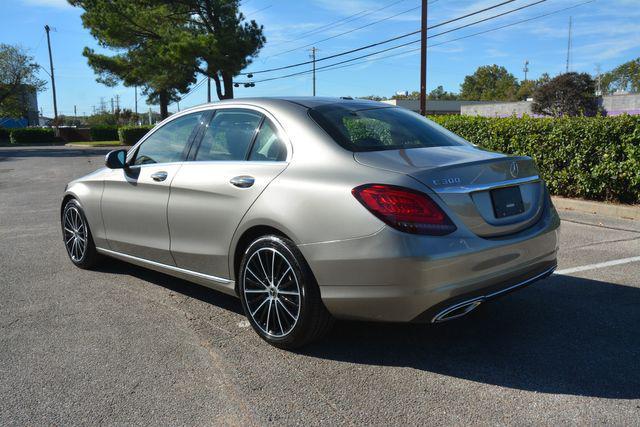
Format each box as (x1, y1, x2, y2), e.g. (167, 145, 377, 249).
(118, 125, 152, 145)
(429, 114, 640, 204)
(10, 127, 56, 144)
(90, 125, 119, 141)
(0, 127, 9, 142)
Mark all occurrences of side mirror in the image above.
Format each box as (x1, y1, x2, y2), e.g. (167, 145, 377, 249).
(105, 149, 127, 169)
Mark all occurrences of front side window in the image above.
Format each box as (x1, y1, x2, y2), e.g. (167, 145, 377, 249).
(248, 119, 287, 161)
(195, 109, 263, 161)
(308, 105, 468, 152)
(133, 112, 202, 165)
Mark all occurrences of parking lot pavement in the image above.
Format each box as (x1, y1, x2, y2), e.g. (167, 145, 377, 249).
(1, 146, 639, 425)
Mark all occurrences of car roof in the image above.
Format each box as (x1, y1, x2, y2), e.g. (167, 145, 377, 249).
(193, 96, 389, 110)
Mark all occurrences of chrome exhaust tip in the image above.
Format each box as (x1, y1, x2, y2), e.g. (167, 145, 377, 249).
(431, 299, 483, 323)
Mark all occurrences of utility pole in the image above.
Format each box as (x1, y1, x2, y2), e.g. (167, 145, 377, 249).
(207, 77, 211, 102)
(134, 86, 138, 114)
(523, 60, 529, 82)
(565, 16, 572, 73)
(309, 47, 318, 96)
(44, 25, 58, 122)
(74, 105, 77, 117)
(595, 64, 602, 96)
(148, 107, 152, 125)
(419, 0, 428, 116)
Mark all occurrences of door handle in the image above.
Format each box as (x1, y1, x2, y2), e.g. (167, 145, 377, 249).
(151, 171, 168, 182)
(230, 175, 255, 188)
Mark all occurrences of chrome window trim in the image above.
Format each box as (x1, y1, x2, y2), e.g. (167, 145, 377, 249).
(126, 109, 210, 165)
(127, 103, 293, 164)
(194, 104, 293, 163)
(96, 247, 233, 285)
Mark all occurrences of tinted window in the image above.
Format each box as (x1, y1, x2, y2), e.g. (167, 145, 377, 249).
(248, 119, 287, 161)
(195, 109, 263, 161)
(308, 105, 468, 152)
(133, 112, 202, 165)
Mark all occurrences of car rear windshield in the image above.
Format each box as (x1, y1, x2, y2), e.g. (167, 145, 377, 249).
(308, 105, 468, 152)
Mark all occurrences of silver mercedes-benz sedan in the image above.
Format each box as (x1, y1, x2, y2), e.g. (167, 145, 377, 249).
(61, 97, 559, 348)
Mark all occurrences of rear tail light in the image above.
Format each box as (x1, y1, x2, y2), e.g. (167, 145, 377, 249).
(352, 184, 456, 236)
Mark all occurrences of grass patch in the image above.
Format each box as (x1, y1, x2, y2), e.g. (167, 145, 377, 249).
(65, 140, 125, 147)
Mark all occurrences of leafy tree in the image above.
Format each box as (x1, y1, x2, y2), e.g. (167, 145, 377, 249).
(388, 87, 460, 101)
(460, 65, 519, 101)
(532, 72, 598, 117)
(70, 0, 197, 118)
(392, 91, 420, 100)
(359, 95, 389, 101)
(0, 44, 46, 118)
(166, 0, 266, 99)
(516, 80, 536, 100)
(428, 85, 459, 100)
(601, 57, 640, 94)
(70, 0, 266, 114)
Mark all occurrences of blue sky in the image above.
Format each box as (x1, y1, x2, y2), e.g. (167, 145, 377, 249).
(1, 0, 639, 117)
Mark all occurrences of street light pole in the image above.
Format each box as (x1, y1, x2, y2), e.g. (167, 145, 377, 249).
(419, 0, 428, 116)
(44, 25, 58, 122)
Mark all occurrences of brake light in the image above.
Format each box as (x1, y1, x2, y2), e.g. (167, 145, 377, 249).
(352, 184, 456, 235)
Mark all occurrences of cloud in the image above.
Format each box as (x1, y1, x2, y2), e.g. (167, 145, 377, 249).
(22, 0, 71, 8)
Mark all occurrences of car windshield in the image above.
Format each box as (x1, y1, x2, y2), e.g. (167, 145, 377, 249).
(308, 105, 468, 152)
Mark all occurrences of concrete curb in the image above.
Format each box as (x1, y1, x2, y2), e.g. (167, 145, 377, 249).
(64, 143, 131, 148)
(552, 196, 640, 221)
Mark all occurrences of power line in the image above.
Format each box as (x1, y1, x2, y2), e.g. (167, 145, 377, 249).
(239, 0, 519, 76)
(236, 0, 549, 84)
(277, 0, 409, 44)
(272, 4, 422, 57)
(235, 0, 594, 85)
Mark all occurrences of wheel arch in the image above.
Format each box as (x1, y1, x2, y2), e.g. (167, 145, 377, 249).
(231, 224, 292, 290)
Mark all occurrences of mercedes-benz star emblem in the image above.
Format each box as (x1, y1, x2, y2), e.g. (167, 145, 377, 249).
(510, 162, 519, 178)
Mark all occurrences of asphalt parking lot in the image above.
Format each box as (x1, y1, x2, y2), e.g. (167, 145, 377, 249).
(1, 146, 639, 425)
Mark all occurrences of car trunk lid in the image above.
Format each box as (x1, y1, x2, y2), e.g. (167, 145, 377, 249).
(354, 146, 545, 237)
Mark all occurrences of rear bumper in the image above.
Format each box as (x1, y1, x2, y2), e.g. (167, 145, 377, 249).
(298, 197, 560, 322)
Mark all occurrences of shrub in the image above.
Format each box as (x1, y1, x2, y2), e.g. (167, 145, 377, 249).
(532, 72, 598, 117)
(0, 127, 9, 142)
(90, 125, 118, 141)
(429, 114, 640, 204)
(118, 125, 153, 145)
(9, 127, 56, 144)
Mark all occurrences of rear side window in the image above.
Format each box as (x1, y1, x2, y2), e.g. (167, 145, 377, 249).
(133, 112, 202, 165)
(195, 109, 263, 161)
(308, 105, 468, 152)
(248, 119, 287, 161)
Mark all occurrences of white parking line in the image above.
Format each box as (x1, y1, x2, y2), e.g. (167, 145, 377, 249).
(555, 256, 640, 275)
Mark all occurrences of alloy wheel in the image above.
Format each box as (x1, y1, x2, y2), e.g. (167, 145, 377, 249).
(242, 247, 301, 337)
(63, 206, 88, 262)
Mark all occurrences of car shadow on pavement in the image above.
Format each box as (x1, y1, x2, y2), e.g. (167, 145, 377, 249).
(302, 274, 640, 399)
(95, 258, 243, 316)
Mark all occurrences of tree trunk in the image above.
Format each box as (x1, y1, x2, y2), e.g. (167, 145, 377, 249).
(221, 71, 234, 99)
(211, 71, 234, 100)
(159, 90, 169, 119)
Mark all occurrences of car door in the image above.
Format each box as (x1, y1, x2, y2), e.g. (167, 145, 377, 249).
(101, 111, 205, 265)
(168, 107, 290, 279)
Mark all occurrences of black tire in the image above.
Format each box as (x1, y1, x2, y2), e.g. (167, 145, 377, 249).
(238, 235, 333, 349)
(61, 199, 101, 269)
